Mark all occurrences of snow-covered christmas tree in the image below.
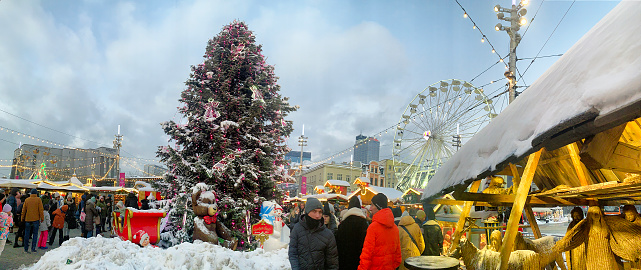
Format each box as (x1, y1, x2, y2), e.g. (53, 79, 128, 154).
(154, 21, 297, 249)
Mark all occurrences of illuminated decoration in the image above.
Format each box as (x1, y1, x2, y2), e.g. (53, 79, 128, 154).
(34, 162, 49, 180)
(323, 180, 350, 195)
(423, 130, 432, 141)
(347, 184, 404, 206)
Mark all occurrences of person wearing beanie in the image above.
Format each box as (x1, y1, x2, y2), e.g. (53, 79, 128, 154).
(49, 204, 68, 246)
(96, 195, 107, 233)
(289, 197, 338, 270)
(359, 193, 402, 270)
(21, 188, 44, 253)
(335, 196, 369, 270)
(140, 194, 151, 210)
(0, 204, 14, 256)
(415, 210, 426, 225)
(323, 202, 338, 234)
(84, 196, 99, 238)
(421, 205, 443, 256)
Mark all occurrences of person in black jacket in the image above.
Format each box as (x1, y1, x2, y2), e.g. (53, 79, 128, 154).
(335, 196, 369, 270)
(421, 205, 443, 256)
(323, 202, 338, 234)
(289, 198, 338, 270)
(124, 192, 139, 209)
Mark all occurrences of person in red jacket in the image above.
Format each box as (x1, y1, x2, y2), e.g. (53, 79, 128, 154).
(358, 193, 402, 270)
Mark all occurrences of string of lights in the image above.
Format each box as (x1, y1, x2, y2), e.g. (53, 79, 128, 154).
(304, 80, 508, 167)
(120, 157, 163, 177)
(0, 108, 108, 147)
(0, 125, 159, 163)
(454, 0, 508, 69)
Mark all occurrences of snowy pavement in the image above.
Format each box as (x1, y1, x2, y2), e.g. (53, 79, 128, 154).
(20, 236, 290, 270)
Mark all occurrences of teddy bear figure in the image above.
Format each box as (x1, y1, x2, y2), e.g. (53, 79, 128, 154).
(192, 183, 238, 250)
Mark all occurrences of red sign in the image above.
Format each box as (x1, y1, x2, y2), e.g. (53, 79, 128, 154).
(252, 219, 274, 235)
(119, 173, 126, 187)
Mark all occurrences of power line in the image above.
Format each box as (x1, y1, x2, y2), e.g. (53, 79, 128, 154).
(520, 0, 575, 81)
(517, 54, 563, 61)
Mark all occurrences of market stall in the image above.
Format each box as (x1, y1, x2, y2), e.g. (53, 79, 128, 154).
(421, 2, 641, 269)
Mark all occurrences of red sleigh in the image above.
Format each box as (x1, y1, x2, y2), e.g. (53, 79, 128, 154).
(112, 208, 166, 244)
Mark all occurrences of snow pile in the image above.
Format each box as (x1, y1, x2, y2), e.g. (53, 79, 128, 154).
(22, 236, 291, 270)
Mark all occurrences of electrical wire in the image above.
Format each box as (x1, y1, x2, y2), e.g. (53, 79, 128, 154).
(520, 0, 575, 82)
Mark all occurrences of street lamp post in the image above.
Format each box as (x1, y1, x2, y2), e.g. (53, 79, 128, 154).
(494, 0, 528, 103)
(297, 127, 308, 195)
(113, 125, 123, 187)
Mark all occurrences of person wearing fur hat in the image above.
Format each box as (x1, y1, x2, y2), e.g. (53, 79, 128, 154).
(0, 204, 14, 256)
(358, 193, 402, 270)
(335, 196, 369, 270)
(289, 197, 338, 270)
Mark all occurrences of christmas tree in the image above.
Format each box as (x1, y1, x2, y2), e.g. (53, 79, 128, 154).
(154, 21, 297, 249)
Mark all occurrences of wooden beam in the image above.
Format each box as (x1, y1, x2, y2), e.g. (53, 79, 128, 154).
(447, 180, 481, 255)
(609, 142, 641, 173)
(524, 206, 542, 238)
(509, 163, 521, 190)
(454, 192, 580, 206)
(567, 142, 589, 186)
(499, 149, 543, 270)
(580, 123, 626, 169)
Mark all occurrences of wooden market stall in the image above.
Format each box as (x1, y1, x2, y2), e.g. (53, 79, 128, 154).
(324, 180, 350, 195)
(421, 2, 641, 269)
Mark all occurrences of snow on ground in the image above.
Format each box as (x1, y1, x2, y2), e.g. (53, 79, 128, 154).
(21, 236, 290, 270)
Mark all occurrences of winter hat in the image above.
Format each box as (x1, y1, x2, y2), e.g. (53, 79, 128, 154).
(89, 197, 96, 204)
(402, 210, 409, 217)
(30, 188, 38, 195)
(305, 198, 323, 214)
(392, 207, 402, 218)
(323, 203, 331, 216)
(99, 195, 104, 200)
(2, 204, 11, 213)
(416, 210, 426, 221)
(132, 230, 149, 245)
(117, 201, 125, 209)
(348, 196, 362, 209)
(371, 193, 388, 210)
(53, 192, 60, 198)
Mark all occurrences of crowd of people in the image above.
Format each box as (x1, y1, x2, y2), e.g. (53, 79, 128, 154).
(0, 187, 153, 256)
(286, 194, 444, 270)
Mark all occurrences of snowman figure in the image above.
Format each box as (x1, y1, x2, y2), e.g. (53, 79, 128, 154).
(259, 201, 289, 251)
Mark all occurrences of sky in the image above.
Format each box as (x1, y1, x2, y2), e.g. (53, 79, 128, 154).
(0, 0, 622, 178)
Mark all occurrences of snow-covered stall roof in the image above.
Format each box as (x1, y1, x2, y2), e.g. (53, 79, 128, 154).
(423, 1, 641, 200)
(0, 179, 38, 189)
(367, 186, 404, 202)
(354, 177, 370, 184)
(324, 180, 350, 187)
(303, 193, 349, 202)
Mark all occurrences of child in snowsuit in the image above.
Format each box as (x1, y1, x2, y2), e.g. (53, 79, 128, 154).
(0, 204, 14, 256)
(37, 204, 51, 249)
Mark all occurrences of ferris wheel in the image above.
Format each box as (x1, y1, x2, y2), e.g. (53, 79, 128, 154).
(393, 79, 497, 191)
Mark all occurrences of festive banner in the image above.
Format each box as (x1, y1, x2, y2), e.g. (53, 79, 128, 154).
(301, 176, 307, 195)
(119, 172, 126, 187)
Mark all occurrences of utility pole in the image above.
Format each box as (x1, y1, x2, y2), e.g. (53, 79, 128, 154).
(495, 0, 529, 103)
(113, 125, 123, 187)
(297, 125, 308, 195)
